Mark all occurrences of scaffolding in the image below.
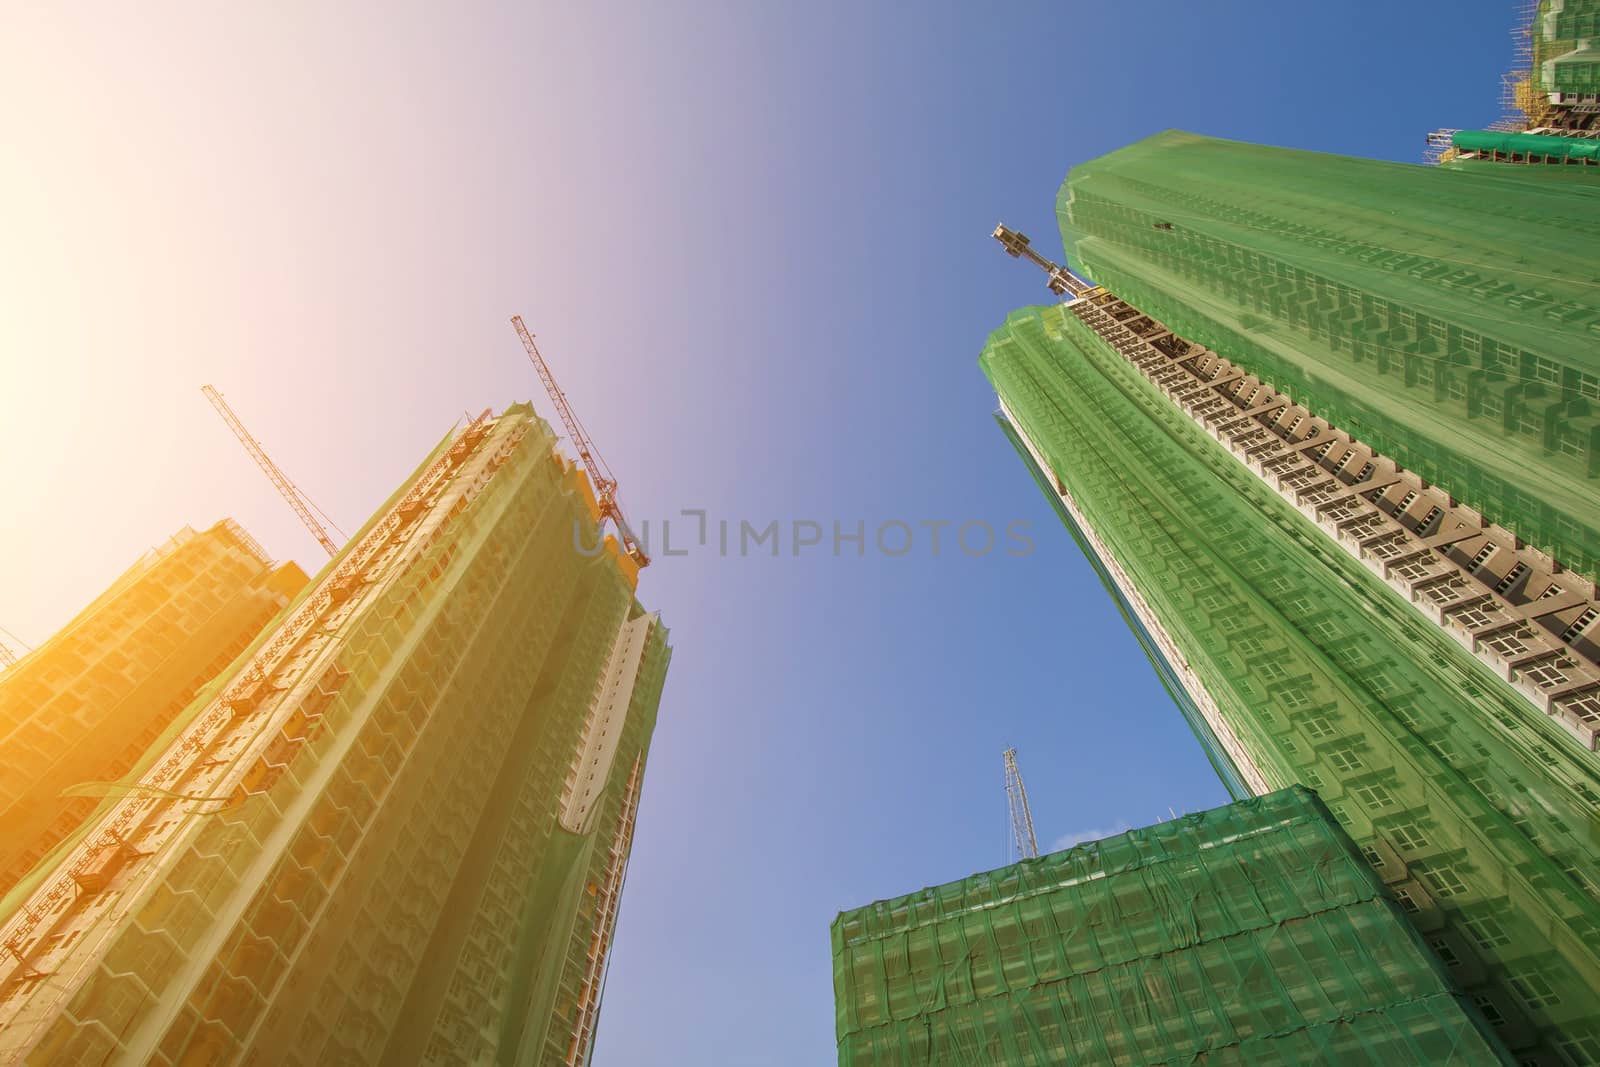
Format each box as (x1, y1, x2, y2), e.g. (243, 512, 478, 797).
(833, 788, 1509, 1065)
(1058, 130, 1600, 584)
(981, 300, 1600, 1059)
(0, 407, 671, 1066)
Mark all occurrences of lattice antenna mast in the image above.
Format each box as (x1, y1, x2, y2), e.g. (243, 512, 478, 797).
(201, 385, 341, 557)
(993, 224, 1098, 298)
(510, 316, 650, 568)
(1004, 747, 1040, 861)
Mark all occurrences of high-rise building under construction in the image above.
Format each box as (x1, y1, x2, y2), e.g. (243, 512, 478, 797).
(833, 788, 1509, 1065)
(1057, 130, 1600, 581)
(0, 520, 307, 900)
(0, 403, 671, 1066)
(985, 133, 1600, 1058)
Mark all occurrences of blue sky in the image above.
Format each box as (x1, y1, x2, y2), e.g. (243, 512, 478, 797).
(0, 2, 1515, 1063)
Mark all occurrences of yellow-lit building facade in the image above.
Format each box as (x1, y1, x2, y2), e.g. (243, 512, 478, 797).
(0, 520, 307, 899)
(0, 404, 670, 1066)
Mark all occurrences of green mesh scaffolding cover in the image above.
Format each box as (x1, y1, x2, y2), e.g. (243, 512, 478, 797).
(1057, 130, 1600, 582)
(1452, 129, 1600, 162)
(832, 787, 1509, 1066)
(0, 410, 671, 1066)
(1539, 0, 1600, 93)
(980, 305, 1600, 1062)
(1547, 0, 1600, 40)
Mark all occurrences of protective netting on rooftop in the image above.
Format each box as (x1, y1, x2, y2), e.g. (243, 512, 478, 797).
(1058, 130, 1600, 582)
(1452, 128, 1600, 162)
(832, 787, 1508, 1066)
(980, 305, 1600, 1062)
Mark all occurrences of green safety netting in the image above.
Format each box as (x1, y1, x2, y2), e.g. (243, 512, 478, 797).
(1056, 130, 1600, 582)
(832, 787, 1509, 1066)
(1547, 42, 1600, 94)
(2, 408, 670, 1066)
(979, 305, 1600, 1063)
(1546, 0, 1600, 41)
(1442, 157, 1600, 183)
(1452, 129, 1600, 162)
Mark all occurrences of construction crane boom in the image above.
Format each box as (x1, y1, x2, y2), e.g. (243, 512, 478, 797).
(1004, 747, 1039, 861)
(202, 385, 341, 557)
(510, 316, 649, 568)
(992, 224, 1098, 298)
(0, 640, 17, 672)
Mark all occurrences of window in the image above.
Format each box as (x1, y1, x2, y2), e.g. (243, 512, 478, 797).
(1393, 559, 1435, 582)
(1560, 609, 1597, 643)
(1484, 632, 1529, 658)
(1414, 860, 1469, 898)
(1473, 993, 1506, 1027)
(1255, 661, 1288, 683)
(1260, 575, 1294, 596)
(1468, 543, 1498, 571)
(1327, 746, 1364, 774)
(1557, 428, 1588, 459)
(1279, 687, 1312, 710)
(1302, 716, 1337, 740)
(1557, 690, 1600, 726)
(1389, 822, 1429, 851)
(1429, 937, 1460, 967)
(1519, 658, 1573, 689)
(1415, 506, 1443, 533)
(1351, 782, 1396, 810)
(1494, 563, 1528, 594)
(1557, 1029, 1600, 1065)
(1392, 887, 1421, 914)
(1451, 605, 1499, 630)
(1367, 535, 1408, 561)
(1461, 913, 1511, 950)
(1234, 636, 1267, 659)
(1509, 968, 1561, 1010)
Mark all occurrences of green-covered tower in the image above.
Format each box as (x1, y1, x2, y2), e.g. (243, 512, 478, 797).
(1058, 130, 1600, 580)
(984, 210, 1600, 1059)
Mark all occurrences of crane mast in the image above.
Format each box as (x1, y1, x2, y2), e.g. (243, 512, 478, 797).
(1004, 747, 1040, 861)
(510, 316, 649, 568)
(201, 385, 341, 558)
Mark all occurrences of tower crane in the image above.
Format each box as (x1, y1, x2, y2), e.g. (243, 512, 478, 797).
(201, 385, 343, 558)
(992, 224, 1098, 298)
(511, 316, 649, 569)
(1004, 747, 1040, 861)
(0, 625, 30, 674)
